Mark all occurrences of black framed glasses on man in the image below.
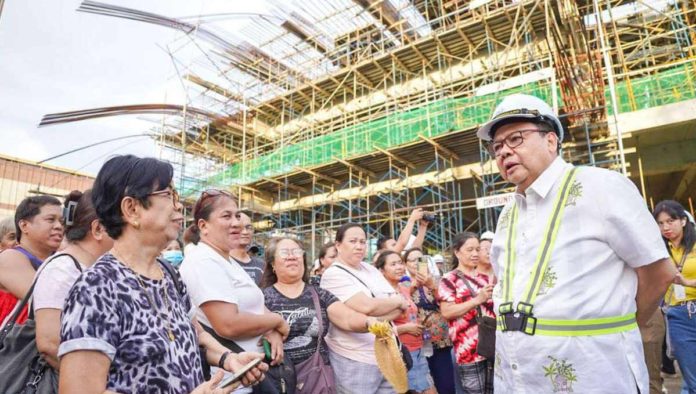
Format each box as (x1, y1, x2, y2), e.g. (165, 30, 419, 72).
(487, 128, 550, 157)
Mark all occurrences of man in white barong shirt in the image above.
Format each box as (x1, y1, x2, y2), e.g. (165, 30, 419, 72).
(478, 94, 676, 393)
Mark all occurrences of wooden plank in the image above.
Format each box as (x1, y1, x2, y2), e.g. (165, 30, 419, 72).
(293, 166, 342, 184)
(373, 146, 417, 169)
(333, 157, 377, 178)
(418, 134, 461, 160)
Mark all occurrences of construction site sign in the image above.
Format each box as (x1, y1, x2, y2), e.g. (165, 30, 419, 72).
(476, 193, 515, 210)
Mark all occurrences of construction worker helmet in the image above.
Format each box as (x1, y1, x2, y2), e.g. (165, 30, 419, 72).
(480, 231, 495, 241)
(477, 94, 564, 142)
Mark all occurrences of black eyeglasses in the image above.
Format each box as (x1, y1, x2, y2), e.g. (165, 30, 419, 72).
(487, 129, 547, 157)
(148, 188, 180, 207)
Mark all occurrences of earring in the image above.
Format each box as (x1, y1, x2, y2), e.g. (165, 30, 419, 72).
(133, 221, 140, 229)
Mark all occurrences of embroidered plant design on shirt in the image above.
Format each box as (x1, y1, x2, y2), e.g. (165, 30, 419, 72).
(565, 180, 583, 207)
(494, 353, 503, 380)
(537, 267, 558, 295)
(497, 208, 512, 230)
(543, 356, 577, 393)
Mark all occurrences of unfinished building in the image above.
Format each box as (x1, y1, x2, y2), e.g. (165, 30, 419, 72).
(68, 0, 696, 257)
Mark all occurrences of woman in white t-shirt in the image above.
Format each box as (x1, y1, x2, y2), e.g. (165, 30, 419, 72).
(320, 223, 409, 394)
(33, 189, 113, 371)
(180, 189, 289, 393)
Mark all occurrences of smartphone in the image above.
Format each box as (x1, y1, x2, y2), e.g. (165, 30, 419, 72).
(216, 357, 263, 389)
(262, 338, 272, 363)
(417, 257, 429, 276)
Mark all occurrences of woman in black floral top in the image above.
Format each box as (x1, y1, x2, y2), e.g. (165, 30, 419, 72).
(58, 155, 266, 394)
(261, 237, 378, 392)
(403, 247, 457, 394)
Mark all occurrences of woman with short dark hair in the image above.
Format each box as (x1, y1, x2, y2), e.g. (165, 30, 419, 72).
(33, 190, 113, 371)
(58, 155, 266, 394)
(0, 195, 62, 324)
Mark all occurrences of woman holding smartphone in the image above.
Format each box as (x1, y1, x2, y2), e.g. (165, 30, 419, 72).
(403, 248, 456, 394)
(378, 250, 436, 394)
(180, 188, 288, 393)
(58, 155, 266, 394)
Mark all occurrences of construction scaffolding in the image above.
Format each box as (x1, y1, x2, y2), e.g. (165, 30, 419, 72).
(68, 0, 696, 259)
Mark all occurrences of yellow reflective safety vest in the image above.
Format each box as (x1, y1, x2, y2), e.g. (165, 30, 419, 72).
(496, 168, 638, 336)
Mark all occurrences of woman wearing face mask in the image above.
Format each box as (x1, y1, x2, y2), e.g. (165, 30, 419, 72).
(180, 189, 288, 393)
(59, 156, 266, 394)
(437, 232, 495, 394)
(32, 190, 114, 371)
(163, 238, 185, 268)
(377, 250, 436, 394)
(0, 217, 18, 252)
(653, 200, 696, 392)
(261, 237, 378, 393)
(0, 195, 63, 325)
(403, 248, 455, 394)
(319, 223, 409, 394)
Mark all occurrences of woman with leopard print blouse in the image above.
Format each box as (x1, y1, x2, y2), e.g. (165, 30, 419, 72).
(58, 155, 267, 394)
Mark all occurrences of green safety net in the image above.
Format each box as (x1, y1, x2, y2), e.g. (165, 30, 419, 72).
(191, 63, 695, 195)
(607, 63, 696, 115)
(203, 83, 555, 191)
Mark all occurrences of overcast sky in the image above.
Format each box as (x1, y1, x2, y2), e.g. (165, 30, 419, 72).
(0, 0, 271, 175)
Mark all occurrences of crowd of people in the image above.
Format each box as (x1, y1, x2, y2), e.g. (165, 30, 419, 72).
(0, 93, 694, 394)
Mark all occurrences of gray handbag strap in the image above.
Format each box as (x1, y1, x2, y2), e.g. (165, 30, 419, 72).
(307, 286, 324, 353)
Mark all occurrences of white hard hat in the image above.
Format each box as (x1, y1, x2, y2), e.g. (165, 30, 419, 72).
(480, 231, 495, 241)
(432, 254, 445, 263)
(477, 94, 564, 142)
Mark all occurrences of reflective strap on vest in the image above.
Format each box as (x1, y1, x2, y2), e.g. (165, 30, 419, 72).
(501, 168, 578, 308)
(496, 313, 637, 336)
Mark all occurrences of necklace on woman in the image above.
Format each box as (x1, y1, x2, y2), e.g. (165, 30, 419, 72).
(113, 250, 176, 342)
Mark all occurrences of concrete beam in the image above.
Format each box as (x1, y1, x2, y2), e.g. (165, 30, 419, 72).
(611, 98, 696, 135)
(272, 161, 497, 211)
(637, 139, 696, 176)
(675, 167, 696, 201)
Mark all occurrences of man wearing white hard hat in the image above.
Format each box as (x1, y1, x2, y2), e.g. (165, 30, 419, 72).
(480, 94, 675, 393)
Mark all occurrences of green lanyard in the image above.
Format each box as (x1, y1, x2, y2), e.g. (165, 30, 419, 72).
(500, 167, 578, 316)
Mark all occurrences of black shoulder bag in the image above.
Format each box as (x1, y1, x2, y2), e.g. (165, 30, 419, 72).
(456, 271, 496, 359)
(0, 253, 81, 394)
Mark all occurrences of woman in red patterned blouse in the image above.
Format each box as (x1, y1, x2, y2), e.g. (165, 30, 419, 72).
(437, 232, 495, 394)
